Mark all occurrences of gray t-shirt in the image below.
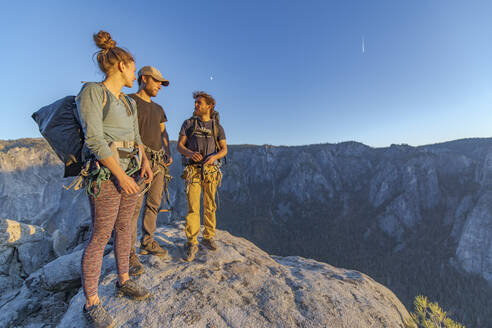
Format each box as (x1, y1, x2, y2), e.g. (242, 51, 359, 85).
(179, 117, 225, 159)
(76, 83, 142, 171)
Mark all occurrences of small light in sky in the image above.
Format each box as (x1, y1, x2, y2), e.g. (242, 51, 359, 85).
(210, 75, 214, 81)
(362, 37, 365, 54)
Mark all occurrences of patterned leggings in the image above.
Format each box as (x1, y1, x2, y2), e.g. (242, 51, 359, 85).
(81, 178, 138, 298)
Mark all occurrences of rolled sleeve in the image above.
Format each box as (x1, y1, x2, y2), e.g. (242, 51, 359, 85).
(161, 106, 168, 123)
(76, 83, 113, 160)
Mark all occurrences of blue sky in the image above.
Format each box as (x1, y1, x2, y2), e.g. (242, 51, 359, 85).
(0, 0, 491, 147)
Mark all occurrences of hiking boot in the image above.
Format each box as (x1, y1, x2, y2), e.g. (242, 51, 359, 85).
(140, 240, 168, 257)
(183, 243, 199, 262)
(129, 252, 144, 277)
(116, 280, 150, 301)
(83, 303, 115, 328)
(202, 238, 218, 251)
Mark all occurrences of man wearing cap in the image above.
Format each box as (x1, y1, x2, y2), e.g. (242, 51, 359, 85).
(128, 66, 172, 275)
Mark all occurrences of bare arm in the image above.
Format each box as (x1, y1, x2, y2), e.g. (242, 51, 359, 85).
(160, 122, 172, 166)
(138, 144, 153, 183)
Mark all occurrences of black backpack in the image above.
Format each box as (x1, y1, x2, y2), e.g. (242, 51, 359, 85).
(32, 83, 133, 177)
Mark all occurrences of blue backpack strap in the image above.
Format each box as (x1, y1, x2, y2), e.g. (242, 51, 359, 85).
(211, 119, 220, 152)
(123, 94, 136, 115)
(190, 116, 199, 138)
(101, 88, 111, 120)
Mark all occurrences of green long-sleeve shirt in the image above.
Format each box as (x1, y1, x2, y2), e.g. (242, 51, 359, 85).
(76, 82, 142, 171)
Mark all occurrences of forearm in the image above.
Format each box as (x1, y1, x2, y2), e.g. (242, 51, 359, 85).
(214, 147, 227, 160)
(162, 130, 171, 156)
(177, 143, 194, 158)
(138, 144, 150, 165)
(214, 140, 227, 160)
(99, 155, 127, 180)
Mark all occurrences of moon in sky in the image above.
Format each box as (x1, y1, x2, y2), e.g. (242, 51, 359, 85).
(210, 75, 214, 81)
(362, 38, 365, 54)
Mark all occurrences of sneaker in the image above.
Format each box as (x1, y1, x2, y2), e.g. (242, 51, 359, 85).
(83, 303, 115, 328)
(129, 252, 144, 277)
(202, 238, 218, 251)
(116, 280, 150, 301)
(140, 240, 169, 257)
(183, 243, 198, 262)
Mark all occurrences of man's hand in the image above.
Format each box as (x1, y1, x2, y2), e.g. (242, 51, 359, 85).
(140, 160, 153, 184)
(204, 155, 217, 165)
(165, 156, 173, 167)
(191, 152, 203, 162)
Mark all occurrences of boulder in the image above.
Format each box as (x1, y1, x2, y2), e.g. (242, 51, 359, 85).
(0, 219, 54, 293)
(18, 238, 55, 276)
(0, 218, 46, 246)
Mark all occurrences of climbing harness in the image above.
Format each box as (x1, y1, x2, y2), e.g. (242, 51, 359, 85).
(63, 143, 142, 198)
(181, 162, 223, 209)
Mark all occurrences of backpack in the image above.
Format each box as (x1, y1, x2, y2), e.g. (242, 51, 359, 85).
(32, 83, 133, 177)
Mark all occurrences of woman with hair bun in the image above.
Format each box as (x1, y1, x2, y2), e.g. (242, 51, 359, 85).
(76, 30, 153, 328)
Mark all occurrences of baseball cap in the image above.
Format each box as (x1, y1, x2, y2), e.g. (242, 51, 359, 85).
(138, 66, 170, 86)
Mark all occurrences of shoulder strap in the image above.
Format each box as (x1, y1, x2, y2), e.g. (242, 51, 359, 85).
(189, 116, 199, 138)
(120, 93, 135, 116)
(212, 119, 220, 152)
(101, 89, 111, 120)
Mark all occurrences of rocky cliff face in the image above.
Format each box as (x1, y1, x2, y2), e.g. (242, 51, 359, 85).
(2, 137, 491, 326)
(0, 220, 411, 328)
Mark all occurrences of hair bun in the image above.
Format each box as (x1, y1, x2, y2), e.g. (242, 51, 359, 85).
(93, 30, 117, 50)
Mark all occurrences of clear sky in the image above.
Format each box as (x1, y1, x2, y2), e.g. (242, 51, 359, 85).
(0, 0, 491, 147)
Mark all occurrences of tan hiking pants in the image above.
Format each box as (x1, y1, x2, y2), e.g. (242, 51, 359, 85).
(183, 165, 222, 245)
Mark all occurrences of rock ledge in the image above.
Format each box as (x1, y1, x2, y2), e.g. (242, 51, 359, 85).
(58, 223, 410, 328)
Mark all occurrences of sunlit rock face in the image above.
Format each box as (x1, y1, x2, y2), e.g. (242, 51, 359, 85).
(2, 137, 492, 326)
(0, 218, 54, 293)
(0, 139, 90, 256)
(1, 138, 492, 282)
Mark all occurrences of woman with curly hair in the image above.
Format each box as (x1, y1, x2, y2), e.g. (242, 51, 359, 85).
(77, 30, 153, 328)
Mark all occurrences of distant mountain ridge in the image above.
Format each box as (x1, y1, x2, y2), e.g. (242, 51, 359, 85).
(1, 137, 492, 327)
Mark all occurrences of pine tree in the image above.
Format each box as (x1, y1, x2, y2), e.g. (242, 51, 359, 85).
(405, 295, 465, 328)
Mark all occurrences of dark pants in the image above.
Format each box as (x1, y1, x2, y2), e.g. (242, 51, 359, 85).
(81, 178, 138, 298)
(131, 162, 166, 251)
